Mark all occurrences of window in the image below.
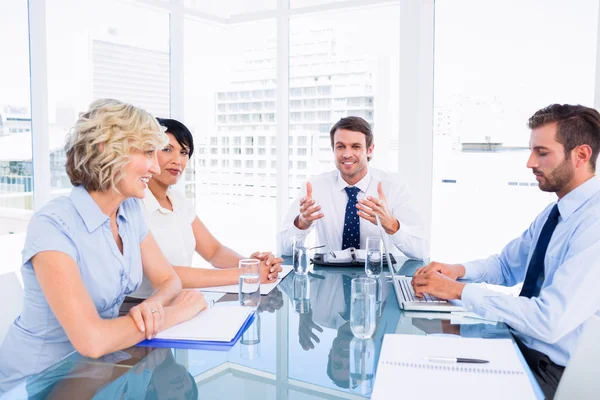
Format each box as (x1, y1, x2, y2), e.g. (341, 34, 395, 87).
(185, 18, 277, 256)
(431, 0, 598, 260)
(0, 0, 31, 235)
(288, 4, 401, 190)
(258, 148, 266, 155)
(47, 0, 170, 193)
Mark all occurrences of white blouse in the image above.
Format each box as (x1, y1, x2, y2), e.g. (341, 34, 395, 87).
(129, 188, 196, 299)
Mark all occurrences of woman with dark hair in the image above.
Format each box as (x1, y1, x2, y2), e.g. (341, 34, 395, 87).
(128, 118, 283, 300)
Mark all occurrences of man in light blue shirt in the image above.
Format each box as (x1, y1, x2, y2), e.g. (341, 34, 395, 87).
(412, 104, 600, 399)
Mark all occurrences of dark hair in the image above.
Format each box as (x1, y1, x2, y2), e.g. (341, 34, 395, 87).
(528, 104, 600, 171)
(329, 116, 374, 161)
(156, 117, 194, 157)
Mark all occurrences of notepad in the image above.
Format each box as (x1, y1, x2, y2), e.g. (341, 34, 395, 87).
(154, 306, 252, 342)
(371, 334, 537, 400)
(200, 265, 293, 295)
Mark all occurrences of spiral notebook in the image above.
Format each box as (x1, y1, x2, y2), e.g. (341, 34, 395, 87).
(371, 334, 537, 400)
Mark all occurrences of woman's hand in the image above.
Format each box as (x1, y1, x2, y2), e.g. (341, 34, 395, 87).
(252, 251, 284, 283)
(128, 300, 164, 340)
(168, 289, 208, 324)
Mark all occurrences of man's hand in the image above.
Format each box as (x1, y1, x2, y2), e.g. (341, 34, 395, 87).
(357, 182, 399, 235)
(298, 310, 323, 351)
(251, 251, 284, 282)
(295, 182, 324, 230)
(414, 261, 465, 281)
(411, 271, 465, 300)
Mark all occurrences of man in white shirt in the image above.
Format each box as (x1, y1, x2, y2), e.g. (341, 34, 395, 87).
(278, 117, 428, 259)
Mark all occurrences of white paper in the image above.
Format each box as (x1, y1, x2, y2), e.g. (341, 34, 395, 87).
(200, 265, 293, 295)
(372, 334, 536, 400)
(155, 306, 252, 342)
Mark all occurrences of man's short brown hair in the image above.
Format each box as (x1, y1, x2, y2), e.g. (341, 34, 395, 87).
(528, 104, 600, 171)
(329, 116, 374, 161)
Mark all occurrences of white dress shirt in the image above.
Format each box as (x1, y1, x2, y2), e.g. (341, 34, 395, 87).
(461, 176, 600, 366)
(278, 168, 429, 260)
(129, 188, 196, 298)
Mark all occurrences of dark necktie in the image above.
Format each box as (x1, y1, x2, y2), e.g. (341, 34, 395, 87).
(519, 204, 560, 298)
(342, 186, 361, 250)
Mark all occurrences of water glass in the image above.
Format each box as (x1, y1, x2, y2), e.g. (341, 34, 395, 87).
(365, 237, 383, 278)
(293, 236, 310, 275)
(349, 337, 375, 396)
(239, 259, 261, 308)
(293, 274, 311, 314)
(240, 313, 261, 360)
(350, 278, 376, 339)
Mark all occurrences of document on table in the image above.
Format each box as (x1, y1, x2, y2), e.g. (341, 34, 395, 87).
(200, 265, 293, 295)
(154, 306, 252, 342)
(371, 334, 536, 400)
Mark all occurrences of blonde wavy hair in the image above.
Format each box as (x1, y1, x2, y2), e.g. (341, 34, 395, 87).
(65, 99, 168, 192)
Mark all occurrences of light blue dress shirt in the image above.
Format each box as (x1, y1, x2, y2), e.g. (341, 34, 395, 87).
(0, 185, 148, 392)
(461, 176, 600, 366)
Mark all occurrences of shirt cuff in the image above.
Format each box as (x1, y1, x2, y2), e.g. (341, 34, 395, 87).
(460, 283, 503, 321)
(462, 259, 488, 281)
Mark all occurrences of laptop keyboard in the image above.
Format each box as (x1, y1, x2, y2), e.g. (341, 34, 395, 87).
(399, 278, 446, 303)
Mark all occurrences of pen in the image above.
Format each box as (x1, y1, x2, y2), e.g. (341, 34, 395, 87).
(425, 356, 489, 364)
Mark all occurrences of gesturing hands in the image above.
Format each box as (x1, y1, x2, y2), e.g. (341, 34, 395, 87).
(295, 182, 324, 230)
(357, 182, 399, 235)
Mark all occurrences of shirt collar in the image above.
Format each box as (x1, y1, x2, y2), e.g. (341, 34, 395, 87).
(142, 188, 178, 214)
(335, 169, 372, 193)
(70, 185, 110, 233)
(557, 176, 600, 221)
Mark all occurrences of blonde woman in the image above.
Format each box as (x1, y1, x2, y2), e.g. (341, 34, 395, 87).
(0, 99, 206, 390)
(127, 118, 283, 302)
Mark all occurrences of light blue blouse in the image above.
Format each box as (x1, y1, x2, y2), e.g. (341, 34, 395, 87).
(0, 185, 149, 392)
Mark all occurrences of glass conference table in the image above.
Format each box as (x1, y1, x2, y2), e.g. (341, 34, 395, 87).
(3, 258, 543, 399)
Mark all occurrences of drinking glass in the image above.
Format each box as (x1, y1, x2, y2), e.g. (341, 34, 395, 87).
(349, 337, 375, 396)
(238, 259, 261, 308)
(365, 237, 383, 278)
(350, 277, 376, 339)
(293, 236, 310, 275)
(293, 274, 311, 314)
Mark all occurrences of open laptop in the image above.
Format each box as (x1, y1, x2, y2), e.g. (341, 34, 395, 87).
(376, 216, 465, 312)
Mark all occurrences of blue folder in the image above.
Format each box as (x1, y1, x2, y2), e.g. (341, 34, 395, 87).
(136, 311, 256, 352)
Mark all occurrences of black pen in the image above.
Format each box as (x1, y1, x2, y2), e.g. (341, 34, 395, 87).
(425, 356, 489, 364)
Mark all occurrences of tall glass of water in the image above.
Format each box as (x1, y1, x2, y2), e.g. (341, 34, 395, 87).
(293, 236, 310, 275)
(365, 237, 383, 278)
(350, 277, 376, 339)
(239, 259, 261, 308)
